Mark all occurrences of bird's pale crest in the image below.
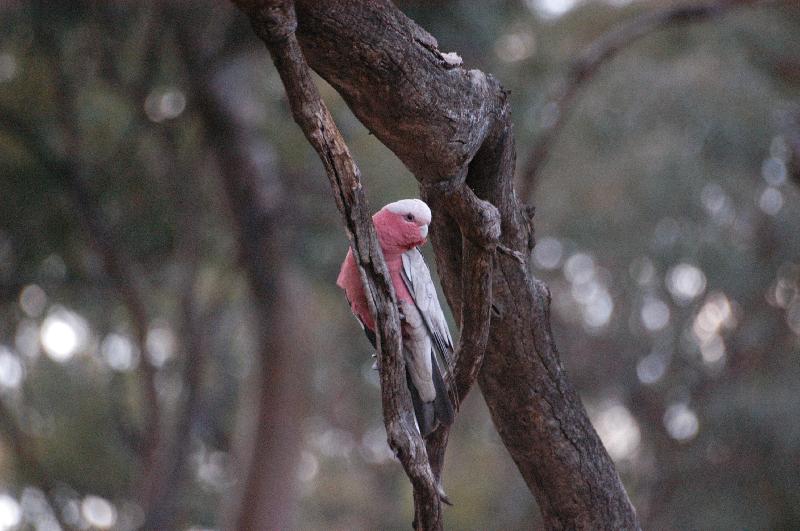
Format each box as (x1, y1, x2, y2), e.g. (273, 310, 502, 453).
(383, 199, 432, 225)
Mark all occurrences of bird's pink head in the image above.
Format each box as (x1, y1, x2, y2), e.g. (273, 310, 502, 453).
(373, 199, 432, 254)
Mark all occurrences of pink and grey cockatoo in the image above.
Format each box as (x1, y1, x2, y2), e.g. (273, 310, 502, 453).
(337, 199, 455, 437)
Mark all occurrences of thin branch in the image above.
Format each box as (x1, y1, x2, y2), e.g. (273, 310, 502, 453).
(428, 180, 500, 403)
(518, 0, 775, 200)
(232, 0, 444, 527)
(419, 138, 506, 499)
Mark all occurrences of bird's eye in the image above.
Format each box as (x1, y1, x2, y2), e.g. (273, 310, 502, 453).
(405, 213, 414, 221)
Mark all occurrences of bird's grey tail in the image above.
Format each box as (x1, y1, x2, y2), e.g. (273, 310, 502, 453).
(407, 369, 436, 437)
(431, 350, 454, 427)
(407, 351, 455, 437)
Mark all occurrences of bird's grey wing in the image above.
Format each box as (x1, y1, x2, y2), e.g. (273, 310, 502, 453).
(401, 249, 456, 375)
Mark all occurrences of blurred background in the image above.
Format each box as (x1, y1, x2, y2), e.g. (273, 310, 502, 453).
(1, 0, 799, 529)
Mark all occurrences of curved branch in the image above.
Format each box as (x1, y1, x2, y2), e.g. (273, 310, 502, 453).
(421, 179, 500, 496)
(232, 0, 443, 527)
(518, 0, 778, 200)
(426, 179, 500, 402)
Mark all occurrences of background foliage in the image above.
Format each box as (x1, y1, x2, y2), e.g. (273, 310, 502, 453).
(0, 0, 798, 529)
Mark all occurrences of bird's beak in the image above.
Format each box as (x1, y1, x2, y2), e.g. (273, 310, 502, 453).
(420, 224, 428, 239)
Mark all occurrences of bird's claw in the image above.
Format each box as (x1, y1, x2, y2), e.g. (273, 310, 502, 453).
(437, 482, 453, 506)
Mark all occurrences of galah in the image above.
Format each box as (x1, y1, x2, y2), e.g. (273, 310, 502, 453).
(337, 199, 455, 437)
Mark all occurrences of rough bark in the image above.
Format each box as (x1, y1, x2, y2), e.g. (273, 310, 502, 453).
(232, 1, 448, 527)
(422, 180, 500, 492)
(233, 0, 512, 526)
(289, 1, 639, 528)
(236, 0, 640, 528)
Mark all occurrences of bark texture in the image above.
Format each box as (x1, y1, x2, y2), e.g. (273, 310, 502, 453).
(239, 0, 640, 528)
(233, 0, 448, 527)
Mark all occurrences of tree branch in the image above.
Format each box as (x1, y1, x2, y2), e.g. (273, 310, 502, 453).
(285, 1, 639, 528)
(518, 0, 777, 200)
(421, 180, 500, 494)
(421, 179, 502, 392)
(232, 0, 445, 527)
(439, 181, 499, 397)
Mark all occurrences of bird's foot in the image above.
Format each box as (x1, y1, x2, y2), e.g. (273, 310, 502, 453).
(437, 482, 453, 506)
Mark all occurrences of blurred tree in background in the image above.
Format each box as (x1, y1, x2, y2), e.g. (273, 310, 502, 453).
(0, 0, 798, 529)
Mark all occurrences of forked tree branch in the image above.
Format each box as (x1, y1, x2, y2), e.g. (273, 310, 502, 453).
(518, 0, 776, 200)
(283, 1, 639, 528)
(233, 0, 508, 523)
(232, 0, 445, 527)
(438, 181, 500, 400)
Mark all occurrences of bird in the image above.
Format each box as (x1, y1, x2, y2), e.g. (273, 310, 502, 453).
(337, 198, 455, 437)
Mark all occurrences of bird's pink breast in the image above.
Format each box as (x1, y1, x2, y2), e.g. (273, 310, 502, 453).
(337, 247, 413, 332)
